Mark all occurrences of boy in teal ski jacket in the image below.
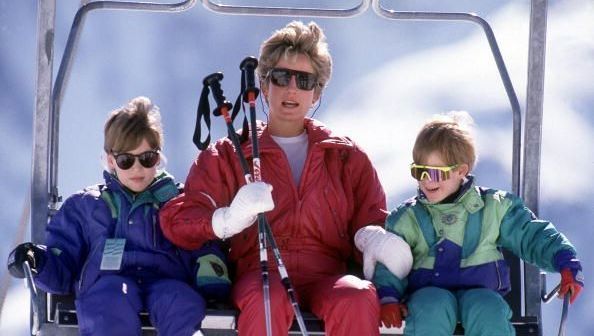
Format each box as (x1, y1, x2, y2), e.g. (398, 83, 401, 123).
(355, 111, 583, 335)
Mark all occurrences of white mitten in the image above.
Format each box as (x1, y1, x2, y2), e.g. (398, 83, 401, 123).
(354, 226, 413, 280)
(212, 182, 274, 239)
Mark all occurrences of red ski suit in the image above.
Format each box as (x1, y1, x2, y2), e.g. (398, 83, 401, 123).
(160, 118, 387, 335)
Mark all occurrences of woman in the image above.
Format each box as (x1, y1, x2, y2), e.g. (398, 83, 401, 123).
(160, 21, 386, 335)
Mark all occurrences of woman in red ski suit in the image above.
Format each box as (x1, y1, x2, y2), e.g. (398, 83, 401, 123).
(160, 21, 386, 335)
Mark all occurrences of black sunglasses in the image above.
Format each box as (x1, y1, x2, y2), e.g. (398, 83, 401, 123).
(268, 68, 318, 91)
(112, 150, 160, 170)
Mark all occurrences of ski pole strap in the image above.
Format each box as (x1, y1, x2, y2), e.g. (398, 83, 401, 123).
(193, 84, 212, 150)
(232, 70, 249, 144)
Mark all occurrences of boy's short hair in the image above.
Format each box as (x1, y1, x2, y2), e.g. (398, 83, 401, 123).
(413, 111, 477, 172)
(257, 20, 333, 93)
(103, 96, 163, 153)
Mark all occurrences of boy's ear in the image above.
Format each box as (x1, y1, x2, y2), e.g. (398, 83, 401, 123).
(458, 163, 470, 177)
(106, 153, 116, 172)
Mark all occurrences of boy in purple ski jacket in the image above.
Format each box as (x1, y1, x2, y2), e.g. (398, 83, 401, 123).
(7, 96, 230, 336)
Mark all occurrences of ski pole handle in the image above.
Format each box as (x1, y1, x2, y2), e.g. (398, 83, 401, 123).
(203, 72, 233, 120)
(240, 56, 260, 103)
(203, 72, 252, 183)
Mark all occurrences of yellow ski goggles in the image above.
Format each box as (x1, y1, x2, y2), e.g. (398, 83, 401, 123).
(410, 163, 459, 182)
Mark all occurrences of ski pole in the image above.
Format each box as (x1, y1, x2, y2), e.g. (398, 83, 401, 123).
(240, 56, 309, 336)
(22, 260, 40, 335)
(202, 73, 252, 182)
(558, 293, 569, 336)
(540, 272, 569, 336)
(542, 285, 569, 336)
(203, 72, 273, 336)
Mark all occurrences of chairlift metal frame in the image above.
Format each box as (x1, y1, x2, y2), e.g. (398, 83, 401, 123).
(30, 0, 548, 334)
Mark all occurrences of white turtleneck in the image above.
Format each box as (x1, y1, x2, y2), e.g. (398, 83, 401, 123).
(271, 131, 308, 185)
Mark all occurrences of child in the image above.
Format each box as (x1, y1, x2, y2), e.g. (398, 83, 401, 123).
(7, 96, 230, 336)
(355, 111, 583, 335)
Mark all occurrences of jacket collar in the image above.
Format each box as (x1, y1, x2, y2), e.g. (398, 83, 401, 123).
(419, 176, 485, 213)
(103, 170, 178, 205)
(239, 118, 354, 158)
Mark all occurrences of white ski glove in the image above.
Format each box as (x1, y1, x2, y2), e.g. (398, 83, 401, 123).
(212, 181, 274, 239)
(354, 225, 413, 280)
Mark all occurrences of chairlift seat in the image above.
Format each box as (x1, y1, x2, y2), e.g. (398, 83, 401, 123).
(48, 292, 539, 335)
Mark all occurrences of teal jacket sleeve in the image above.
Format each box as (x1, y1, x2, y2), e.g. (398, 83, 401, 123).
(373, 262, 408, 302)
(372, 202, 416, 302)
(497, 192, 577, 273)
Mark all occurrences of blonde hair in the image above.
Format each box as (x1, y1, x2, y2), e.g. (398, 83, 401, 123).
(413, 111, 477, 172)
(257, 20, 332, 92)
(103, 96, 163, 153)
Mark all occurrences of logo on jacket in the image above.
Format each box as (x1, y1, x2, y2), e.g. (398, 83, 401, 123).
(210, 261, 225, 277)
(441, 213, 458, 225)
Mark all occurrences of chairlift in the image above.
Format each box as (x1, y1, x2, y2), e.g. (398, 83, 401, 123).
(25, 0, 550, 334)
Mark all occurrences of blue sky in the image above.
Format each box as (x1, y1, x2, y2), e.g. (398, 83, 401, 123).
(1, 1, 593, 335)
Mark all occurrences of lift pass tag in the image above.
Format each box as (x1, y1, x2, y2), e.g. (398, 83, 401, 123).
(100, 238, 126, 271)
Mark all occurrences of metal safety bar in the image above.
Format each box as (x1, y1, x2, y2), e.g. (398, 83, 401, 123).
(201, 0, 370, 18)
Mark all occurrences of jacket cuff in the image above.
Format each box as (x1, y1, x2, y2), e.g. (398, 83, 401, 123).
(377, 285, 402, 302)
(380, 296, 399, 305)
(553, 249, 581, 272)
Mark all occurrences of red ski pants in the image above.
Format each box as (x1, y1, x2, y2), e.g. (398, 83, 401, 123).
(232, 270, 380, 336)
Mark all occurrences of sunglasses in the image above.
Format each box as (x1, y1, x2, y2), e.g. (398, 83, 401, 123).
(410, 163, 459, 182)
(268, 68, 318, 91)
(112, 150, 160, 170)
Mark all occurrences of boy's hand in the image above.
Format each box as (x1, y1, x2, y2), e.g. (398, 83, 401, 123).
(553, 250, 583, 304)
(559, 268, 584, 304)
(7, 243, 47, 279)
(380, 303, 407, 328)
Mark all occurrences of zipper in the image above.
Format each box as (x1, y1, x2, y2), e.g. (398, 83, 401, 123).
(495, 259, 502, 291)
(152, 213, 157, 248)
(297, 143, 315, 197)
(78, 243, 102, 292)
